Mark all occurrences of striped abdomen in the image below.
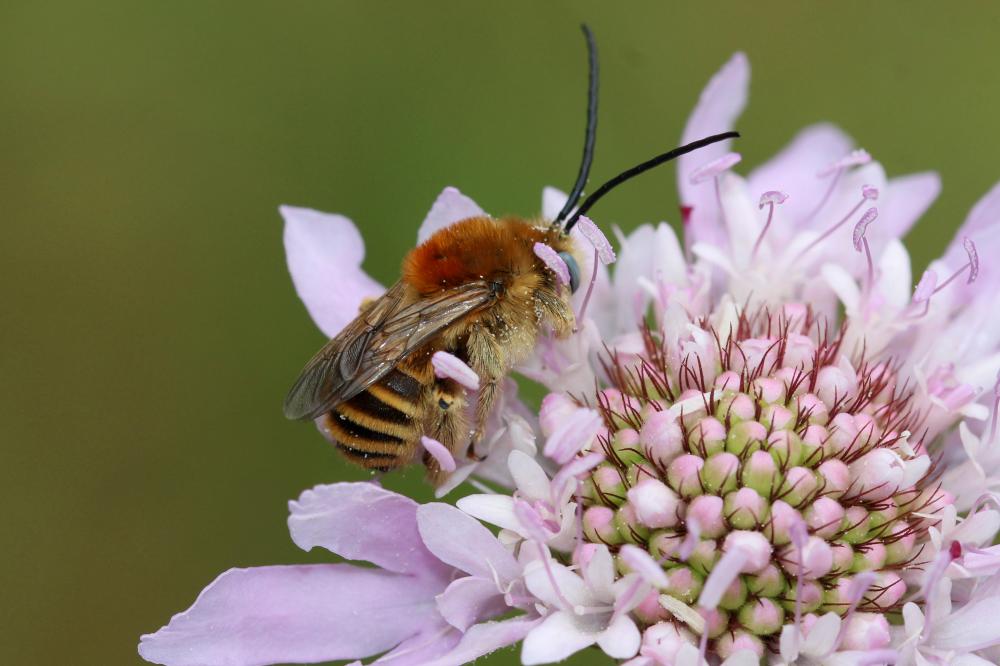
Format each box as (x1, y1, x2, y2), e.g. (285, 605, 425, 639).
(315, 366, 426, 471)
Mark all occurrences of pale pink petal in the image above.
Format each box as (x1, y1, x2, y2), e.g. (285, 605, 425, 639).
(931, 593, 1000, 652)
(416, 503, 520, 581)
(138, 565, 442, 666)
(875, 172, 941, 241)
(521, 611, 597, 665)
(619, 544, 670, 588)
(747, 123, 854, 229)
(281, 206, 385, 338)
(369, 621, 459, 666)
(534, 242, 570, 285)
(424, 617, 543, 666)
(523, 559, 592, 609)
(431, 351, 479, 391)
(421, 436, 457, 473)
(436, 577, 509, 631)
(417, 186, 486, 244)
(597, 615, 641, 659)
(943, 180, 1000, 303)
(542, 186, 570, 221)
(678, 52, 749, 248)
(288, 483, 447, 577)
(456, 494, 521, 533)
(508, 450, 552, 501)
(543, 407, 603, 463)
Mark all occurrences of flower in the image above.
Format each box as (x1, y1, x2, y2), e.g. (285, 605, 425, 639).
(139, 482, 538, 666)
(144, 50, 1000, 666)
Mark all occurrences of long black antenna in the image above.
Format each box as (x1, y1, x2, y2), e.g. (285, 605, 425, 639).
(564, 131, 740, 232)
(555, 24, 599, 223)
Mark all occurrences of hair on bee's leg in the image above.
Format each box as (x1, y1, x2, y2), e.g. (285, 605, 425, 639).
(465, 325, 506, 458)
(422, 380, 468, 486)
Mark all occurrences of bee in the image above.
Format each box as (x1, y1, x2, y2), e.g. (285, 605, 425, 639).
(283, 25, 737, 484)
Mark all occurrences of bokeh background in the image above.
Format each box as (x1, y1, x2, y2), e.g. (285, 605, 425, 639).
(4, 2, 1000, 664)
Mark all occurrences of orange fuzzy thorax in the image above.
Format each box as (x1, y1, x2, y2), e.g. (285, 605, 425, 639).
(402, 216, 574, 295)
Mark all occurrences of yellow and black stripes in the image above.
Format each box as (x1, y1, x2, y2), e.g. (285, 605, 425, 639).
(319, 368, 425, 471)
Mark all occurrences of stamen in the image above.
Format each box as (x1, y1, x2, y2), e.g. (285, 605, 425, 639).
(576, 248, 600, 329)
(793, 186, 879, 263)
(831, 571, 876, 653)
(853, 207, 879, 295)
(535, 542, 576, 612)
(420, 436, 456, 473)
(678, 516, 702, 560)
(533, 242, 570, 285)
(574, 215, 616, 264)
(919, 544, 959, 639)
(932, 238, 980, 294)
(789, 519, 809, 648)
(751, 190, 789, 261)
(802, 149, 871, 223)
(689, 152, 742, 184)
(431, 351, 480, 391)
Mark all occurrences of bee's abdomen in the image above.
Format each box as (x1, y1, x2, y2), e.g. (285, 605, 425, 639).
(317, 368, 424, 471)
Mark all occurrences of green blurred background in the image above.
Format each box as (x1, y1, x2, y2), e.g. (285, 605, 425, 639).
(3, 2, 1000, 664)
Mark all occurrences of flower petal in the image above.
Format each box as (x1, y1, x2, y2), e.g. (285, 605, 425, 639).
(424, 617, 543, 666)
(417, 186, 486, 244)
(456, 493, 521, 533)
(521, 611, 597, 665)
(508, 449, 552, 501)
(138, 565, 442, 666)
(876, 171, 941, 241)
(597, 614, 641, 659)
(747, 123, 855, 229)
(436, 576, 509, 631)
(281, 206, 385, 338)
(288, 483, 447, 577)
(678, 52, 749, 249)
(542, 186, 569, 221)
(417, 502, 520, 581)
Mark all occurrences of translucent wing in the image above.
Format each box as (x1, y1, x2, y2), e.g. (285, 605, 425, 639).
(283, 280, 493, 420)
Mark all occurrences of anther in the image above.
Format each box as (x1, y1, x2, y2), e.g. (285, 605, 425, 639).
(802, 149, 872, 223)
(690, 152, 742, 184)
(751, 190, 789, 261)
(931, 237, 980, 294)
(853, 207, 879, 295)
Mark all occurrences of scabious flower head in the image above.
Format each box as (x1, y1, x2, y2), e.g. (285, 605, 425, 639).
(142, 53, 1000, 666)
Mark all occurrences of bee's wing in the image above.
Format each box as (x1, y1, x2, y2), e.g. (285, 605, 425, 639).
(283, 280, 493, 420)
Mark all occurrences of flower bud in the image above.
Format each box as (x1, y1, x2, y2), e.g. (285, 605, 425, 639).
(641, 410, 684, 467)
(714, 631, 763, 660)
(766, 500, 801, 546)
(816, 365, 855, 407)
(639, 622, 696, 664)
(829, 541, 855, 575)
(615, 502, 650, 544)
(726, 420, 766, 457)
(667, 454, 704, 498)
(841, 506, 871, 544)
(632, 590, 668, 624)
(714, 370, 741, 391)
(718, 575, 748, 611)
(781, 536, 833, 579)
(704, 608, 730, 638)
(782, 579, 823, 614)
(627, 478, 682, 529)
(725, 488, 769, 530)
(816, 458, 850, 498)
(689, 416, 727, 457)
(687, 539, 720, 577)
(701, 452, 740, 495)
(753, 376, 785, 403)
(884, 524, 916, 565)
(767, 430, 804, 467)
(724, 530, 773, 573)
(841, 612, 891, 650)
(848, 448, 906, 502)
(761, 404, 794, 431)
(795, 393, 828, 425)
(746, 563, 785, 597)
(863, 571, 905, 609)
(738, 598, 785, 635)
(648, 530, 684, 562)
(612, 428, 646, 466)
(804, 497, 845, 538)
(687, 495, 726, 538)
(779, 466, 819, 507)
(662, 565, 703, 604)
(590, 464, 627, 506)
(744, 450, 778, 496)
(583, 505, 622, 544)
(852, 542, 886, 572)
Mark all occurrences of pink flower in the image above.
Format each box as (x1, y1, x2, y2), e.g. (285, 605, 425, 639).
(139, 483, 535, 666)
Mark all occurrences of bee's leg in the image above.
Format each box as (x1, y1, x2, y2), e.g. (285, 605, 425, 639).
(466, 326, 505, 458)
(422, 381, 468, 486)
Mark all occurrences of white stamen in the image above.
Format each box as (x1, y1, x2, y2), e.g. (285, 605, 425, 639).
(751, 190, 789, 261)
(689, 152, 742, 184)
(575, 216, 616, 264)
(933, 238, 980, 294)
(431, 351, 480, 391)
(575, 248, 600, 331)
(794, 186, 877, 263)
(817, 149, 872, 177)
(853, 207, 878, 296)
(533, 242, 570, 285)
(831, 571, 877, 653)
(420, 436, 456, 472)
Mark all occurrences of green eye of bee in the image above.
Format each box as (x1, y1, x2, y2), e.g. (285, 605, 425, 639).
(559, 252, 580, 293)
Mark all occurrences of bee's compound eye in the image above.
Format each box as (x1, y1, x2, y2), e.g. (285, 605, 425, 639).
(558, 252, 580, 293)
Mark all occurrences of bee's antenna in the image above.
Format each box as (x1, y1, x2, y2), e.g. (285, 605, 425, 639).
(555, 24, 599, 224)
(563, 131, 741, 232)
